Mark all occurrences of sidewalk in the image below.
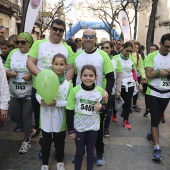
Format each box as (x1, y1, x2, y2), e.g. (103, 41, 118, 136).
(0, 93, 170, 170)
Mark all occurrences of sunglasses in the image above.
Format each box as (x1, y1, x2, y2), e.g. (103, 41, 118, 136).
(83, 35, 95, 39)
(15, 40, 28, 45)
(9, 45, 15, 49)
(125, 50, 133, 53)
(52, 27, 64, 33)
(102, 47, 109, 49)
(117, 43, 121, 45)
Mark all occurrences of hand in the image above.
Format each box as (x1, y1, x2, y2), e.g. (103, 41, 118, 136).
(41, 99, 47, 106)
(0, 110, 8, 122)
(136, 81, 140, 90)
(48, 99, 56, 106)
(102, 90, 108, 103)
(69, 133, 76, 139)
(141, 78, 147, 84)
(94, 102, 102, 111)
(8, 71, 17, 78)
(22, 73, 32, 81)
(116, 91, 121, 99)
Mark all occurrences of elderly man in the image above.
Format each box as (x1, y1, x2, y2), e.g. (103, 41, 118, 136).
(26, 19, 74, 138)
(72, 28, 114, 166)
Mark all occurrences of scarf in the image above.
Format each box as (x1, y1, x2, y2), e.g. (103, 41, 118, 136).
(58, 74, 65, 84)
(109, 55, 113, 60)
(120, 52, 129, 60)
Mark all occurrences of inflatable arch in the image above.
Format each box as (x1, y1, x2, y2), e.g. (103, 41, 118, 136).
(66, 21, 120, 40)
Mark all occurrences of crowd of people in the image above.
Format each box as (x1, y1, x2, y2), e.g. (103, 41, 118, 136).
(0, 19, 170, 170)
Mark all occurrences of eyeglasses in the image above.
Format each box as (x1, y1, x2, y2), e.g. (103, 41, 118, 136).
(101, 47, 109, 49)
(52, 27, 64, 33)
(15, 40, 28, 45)
(83, 35, 95, 39)
(125, 50, 133, 53)
(9, 45, 15, 49)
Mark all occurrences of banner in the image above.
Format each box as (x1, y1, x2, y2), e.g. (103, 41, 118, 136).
(24, 0, 43, 33)
(118, 11, 131, 42)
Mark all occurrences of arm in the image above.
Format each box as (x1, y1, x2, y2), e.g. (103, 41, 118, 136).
(0, 61, 10, 122)
(145, 67, 168, 79)
(116, 72, 122, 98)
(66, 64, 74, 80)
(138, 55, 146, 78)
(105, 72, 115, 96)
(26, 56, 40, 76)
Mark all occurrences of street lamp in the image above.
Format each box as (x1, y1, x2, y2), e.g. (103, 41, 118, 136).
(68, 22, 73, 39)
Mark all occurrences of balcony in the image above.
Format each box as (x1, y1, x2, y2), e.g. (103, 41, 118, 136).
(0, 0, 19, 17)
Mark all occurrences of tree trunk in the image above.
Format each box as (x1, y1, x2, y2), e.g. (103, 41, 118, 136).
(133, 10, 138, 39)
(19, 0, 30, 33)
(146, 0, 158, 54)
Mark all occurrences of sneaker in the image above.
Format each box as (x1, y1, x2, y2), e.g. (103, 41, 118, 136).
(143, 110, 150, 117)
(96, 154, 105, 166)
(41, 165, 49, 170)
(123, 120, 131, 130)
(30, 128, 36, 138)
(104, 129, 110, 138)
(19, 139, 31, 154)
(160, 114, 165, 123)
(39, 148, 42, 159)
(146, 131, 154, 145)
(57, 163, 65, 170)
(14, 125, 23, 132)
(112, 115, 117, 122)
(131, 105, 140, 112)
(160, 118, 165, 123)
(152, 148, 162, 161)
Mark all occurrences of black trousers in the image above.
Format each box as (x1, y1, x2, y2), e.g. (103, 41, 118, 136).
(121, 86, 134, 121)
(148, 95, 169, 127)
(42, 130, 66, 165)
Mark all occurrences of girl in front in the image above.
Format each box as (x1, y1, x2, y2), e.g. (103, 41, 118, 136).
(66, 65, 105, 170)
(36, 53, 73, 170)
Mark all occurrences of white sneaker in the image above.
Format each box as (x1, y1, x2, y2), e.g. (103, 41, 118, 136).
(19, 140, 31, 154)
(41, 165, 49, 170)
(57, 162, 65, 170)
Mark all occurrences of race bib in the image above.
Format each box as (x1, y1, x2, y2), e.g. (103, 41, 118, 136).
(78, 99, 96, 116)
(13, 81, 28, 90)
(160, 78, 170, 89)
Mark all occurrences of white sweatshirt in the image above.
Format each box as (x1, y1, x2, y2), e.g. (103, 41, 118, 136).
(0, 60, 10, 110)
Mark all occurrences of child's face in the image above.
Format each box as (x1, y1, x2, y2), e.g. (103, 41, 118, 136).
(81, 69, 96, 87)
(1, 45, 9, 56)
(52, 57, 66, 76)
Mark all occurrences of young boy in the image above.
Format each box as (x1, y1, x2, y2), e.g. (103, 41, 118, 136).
(0, 40, 9, 65)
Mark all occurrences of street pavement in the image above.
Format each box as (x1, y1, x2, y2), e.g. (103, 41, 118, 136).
(0, 92, 170, 170)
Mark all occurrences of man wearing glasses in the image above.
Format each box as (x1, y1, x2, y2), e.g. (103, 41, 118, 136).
(72, 28, 114, 166)
(26, 19, 74, 139)
(145, 33, 170, 161)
